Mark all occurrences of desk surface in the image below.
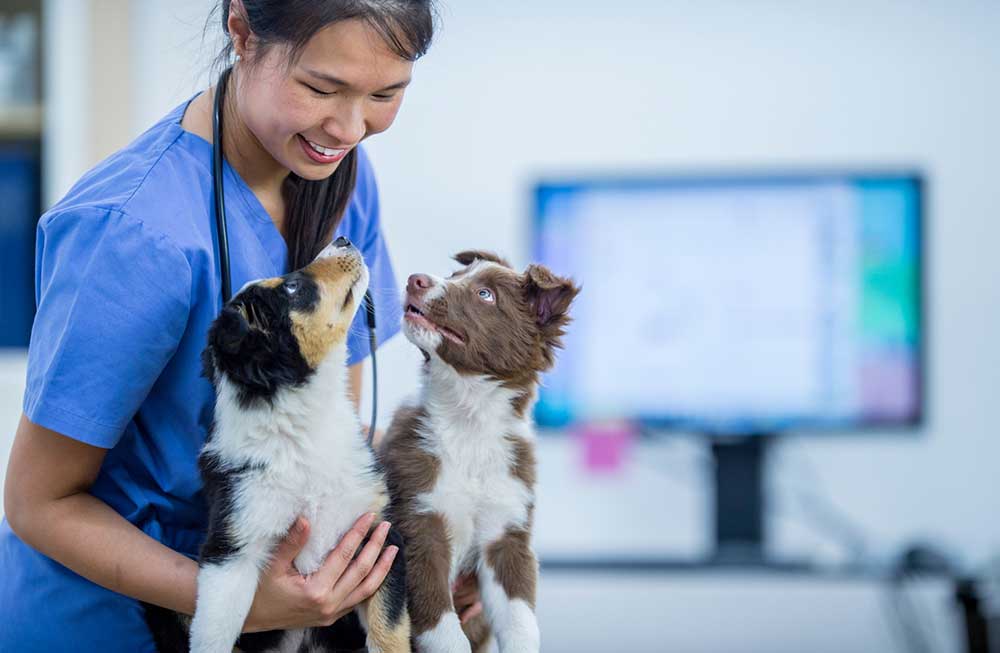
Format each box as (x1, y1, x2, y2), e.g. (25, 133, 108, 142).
(536, 570, 959, 653)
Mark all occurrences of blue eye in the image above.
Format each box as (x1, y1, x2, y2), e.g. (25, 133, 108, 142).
(478, 288, 495, 303)
(284, 280, 300, 295)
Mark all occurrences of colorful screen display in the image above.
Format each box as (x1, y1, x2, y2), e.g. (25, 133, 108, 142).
(533, 174, 923, 433)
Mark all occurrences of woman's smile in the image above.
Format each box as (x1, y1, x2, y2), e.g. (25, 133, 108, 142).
(297, 134, 350, 165)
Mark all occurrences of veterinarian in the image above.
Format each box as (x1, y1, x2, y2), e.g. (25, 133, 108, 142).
(0, 1, 480, 649)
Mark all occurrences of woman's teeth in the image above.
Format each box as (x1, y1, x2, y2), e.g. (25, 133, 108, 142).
(306, 139, 344, 157)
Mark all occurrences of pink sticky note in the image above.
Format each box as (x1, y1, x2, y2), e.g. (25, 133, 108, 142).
(574, 421, 636, 474)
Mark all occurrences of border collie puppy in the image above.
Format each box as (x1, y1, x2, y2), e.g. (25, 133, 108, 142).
(147, 238, 409, 653)
(378, 251, 579, 653)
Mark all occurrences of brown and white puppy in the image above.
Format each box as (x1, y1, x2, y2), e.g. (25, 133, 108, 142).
(378, 251, 579, 653)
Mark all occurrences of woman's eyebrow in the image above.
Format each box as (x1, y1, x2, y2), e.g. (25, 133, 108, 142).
(303, 68, 411, 93)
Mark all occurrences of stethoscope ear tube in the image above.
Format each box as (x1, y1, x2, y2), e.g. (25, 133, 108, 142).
(213, 66, 234, 305)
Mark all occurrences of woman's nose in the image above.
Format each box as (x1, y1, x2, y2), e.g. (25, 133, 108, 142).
(323, 103, 366, 147)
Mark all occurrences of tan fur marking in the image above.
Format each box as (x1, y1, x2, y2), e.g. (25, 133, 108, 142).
(258, 277, 283, 289)
(485, 528, 538, 608)
(285, 249, 364, 368)
(291, 313, 346, 369)
(363, 590, 411, 653)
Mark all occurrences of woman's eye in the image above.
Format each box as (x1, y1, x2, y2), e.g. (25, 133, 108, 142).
(304, 83, 334, 96)
(478, 288, 495, 303)
(284, 280, 300, 295)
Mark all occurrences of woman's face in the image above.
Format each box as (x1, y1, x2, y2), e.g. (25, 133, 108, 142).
(235, 19, 414, 181)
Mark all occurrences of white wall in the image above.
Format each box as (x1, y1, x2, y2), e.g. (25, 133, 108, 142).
(53, 0, 1000, 567)
(14, 1, 999, 648)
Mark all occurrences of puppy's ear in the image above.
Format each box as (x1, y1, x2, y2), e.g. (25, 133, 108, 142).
(523, 264, 580, 330)
(210, 305, 250, 356)
(453, 250, 512, 268)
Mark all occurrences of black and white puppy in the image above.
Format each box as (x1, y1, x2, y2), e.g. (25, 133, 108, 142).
(148, 238, 409, 653)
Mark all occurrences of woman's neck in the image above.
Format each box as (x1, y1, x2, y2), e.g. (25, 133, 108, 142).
(219, 79, 288, 202)
(182, 78, 288, 233)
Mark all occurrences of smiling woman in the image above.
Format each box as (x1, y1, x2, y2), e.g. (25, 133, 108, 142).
(0, 1, 465, 652)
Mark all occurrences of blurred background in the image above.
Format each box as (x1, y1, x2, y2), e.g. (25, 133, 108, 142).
(2, 1, 999, 651)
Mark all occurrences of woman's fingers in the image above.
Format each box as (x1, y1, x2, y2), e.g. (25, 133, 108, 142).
(452, 573, 480, 606)
(327, 520, 391, 599)
(459, 601, 483, 624)
(269, 517, 310, 573)
(308, 512, 377, 592)
(340, 543, 399, 608)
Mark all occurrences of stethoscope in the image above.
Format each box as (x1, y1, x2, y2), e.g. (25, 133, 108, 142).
(212, 66, 379, 444)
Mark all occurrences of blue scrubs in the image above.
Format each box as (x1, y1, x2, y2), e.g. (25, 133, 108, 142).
(0, 97, 402, 651)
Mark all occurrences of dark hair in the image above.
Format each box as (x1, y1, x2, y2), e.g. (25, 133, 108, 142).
(212, 0, 435, 270)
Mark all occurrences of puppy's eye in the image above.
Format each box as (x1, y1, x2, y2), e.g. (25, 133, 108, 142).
(283, 280, 300, 295)
(478, 288, 495, 303)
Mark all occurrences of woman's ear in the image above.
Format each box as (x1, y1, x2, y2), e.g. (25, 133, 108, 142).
(226, 0, 252, 59)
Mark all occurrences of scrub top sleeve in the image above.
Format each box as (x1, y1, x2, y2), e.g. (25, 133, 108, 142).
(346, 150, 402, 367)
(23, 208, 193, 448)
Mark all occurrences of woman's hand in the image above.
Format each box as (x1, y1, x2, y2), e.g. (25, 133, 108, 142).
(452, 573, 483, 624)
(243, 512, 398, 632)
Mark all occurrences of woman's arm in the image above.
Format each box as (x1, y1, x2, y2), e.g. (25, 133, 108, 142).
(3, 414, 199, 614)
(3, 414, 398, 631)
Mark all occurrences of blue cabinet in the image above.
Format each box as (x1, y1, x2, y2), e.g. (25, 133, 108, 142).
(0, 141, 40, 347)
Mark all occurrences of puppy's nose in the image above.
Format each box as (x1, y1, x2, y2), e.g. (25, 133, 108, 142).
(333, 236, 352, 248)
(407, 274, 433, 295)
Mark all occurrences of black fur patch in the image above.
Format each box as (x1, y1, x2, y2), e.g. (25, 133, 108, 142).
(382, 526, 408, 627)
(141, 602, 189, 652)
(202, 272, 321, 407)
(308, 611, 367, 651)
(234, 629, 289, 652)
(197, 451, 266, 565)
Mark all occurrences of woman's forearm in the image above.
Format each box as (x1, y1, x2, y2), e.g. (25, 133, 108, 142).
(12, 490, 198, 615)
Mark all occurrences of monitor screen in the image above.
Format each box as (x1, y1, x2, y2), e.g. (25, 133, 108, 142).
(532, 173, 923, 433)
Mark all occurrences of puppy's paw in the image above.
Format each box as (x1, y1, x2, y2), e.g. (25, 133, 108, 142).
(416, 612, 472, 653)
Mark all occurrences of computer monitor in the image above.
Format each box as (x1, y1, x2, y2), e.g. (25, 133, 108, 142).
(533, 172, 924, 434)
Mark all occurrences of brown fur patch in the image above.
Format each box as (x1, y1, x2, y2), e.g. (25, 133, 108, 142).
(397, 512, 453, 634)
(377, 408, 453, 635)
(462, 612, 493, 653)
(453, 250, 512, 268)
(257, 277, 283, 289)
(509, 390, 534, 420)
(505, 435, 537, 489)
(485, 528, 538, 608)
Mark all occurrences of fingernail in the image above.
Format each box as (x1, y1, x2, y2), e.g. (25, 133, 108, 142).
(388, 545, 399, 558)
(365, 512, 377, 525)
(295, 519, 305, 533)
(380, 521, 391, 533)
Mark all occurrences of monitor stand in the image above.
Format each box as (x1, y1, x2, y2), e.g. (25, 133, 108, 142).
(709, 434, 808, 570)
(710, 435, 767, 564)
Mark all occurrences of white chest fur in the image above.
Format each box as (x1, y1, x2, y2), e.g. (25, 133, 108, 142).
(412, 365, 536, 580)
(205, 352, 386, 574)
